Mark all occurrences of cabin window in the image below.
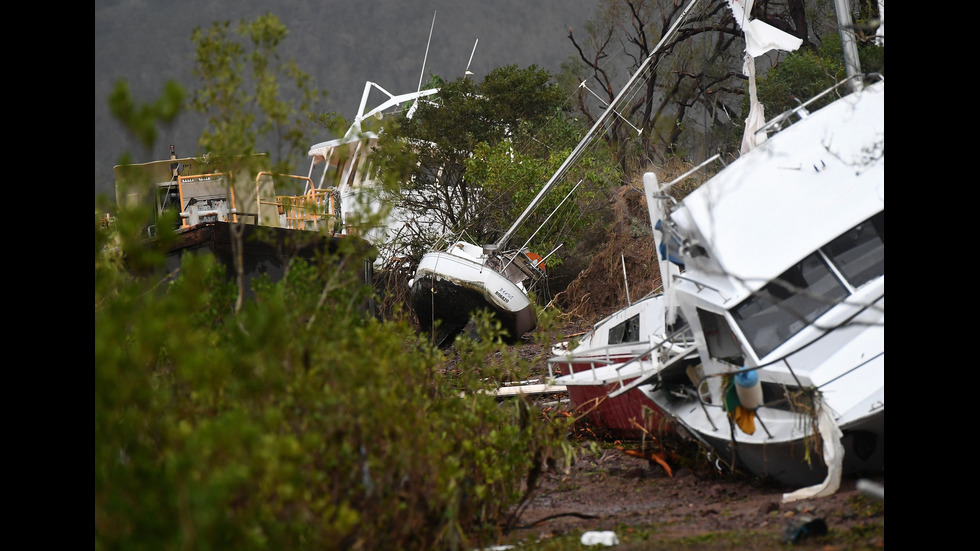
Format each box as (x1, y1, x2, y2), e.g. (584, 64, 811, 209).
(608, 314, 640, 344)
(729, 211, 883, 359)
(732, 252, 848, 358)
(823, 211, 884, 288)
(696, 308, 744, 365)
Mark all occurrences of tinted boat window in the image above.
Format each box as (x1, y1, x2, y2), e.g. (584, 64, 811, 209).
(608, 314, 640, 344)
(823, 211, 884, 288)
(696, 308, 744, 365)
(732, 252, 848, 358)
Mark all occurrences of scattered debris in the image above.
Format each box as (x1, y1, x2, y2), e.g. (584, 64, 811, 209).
(581, 530, 620, 546)
(495, 379, 567, 397)
(857, 478, 884, 501)
(621, 448, 673, 478)
(782, 515, 828, 544)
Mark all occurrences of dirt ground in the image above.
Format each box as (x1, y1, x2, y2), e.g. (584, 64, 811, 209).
(494, 334, 884, 550)
(495, 411, 884, 549)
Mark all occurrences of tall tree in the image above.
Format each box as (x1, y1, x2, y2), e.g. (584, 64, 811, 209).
(371, 64, 616, 264)
(564, 0, 746, 170)
(189, 13, 325, 191)
(562, 0, 843, 171)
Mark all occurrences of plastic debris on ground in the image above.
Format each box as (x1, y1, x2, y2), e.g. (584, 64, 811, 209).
(782, 515, 828, 544)
(581, 530, 620, 546)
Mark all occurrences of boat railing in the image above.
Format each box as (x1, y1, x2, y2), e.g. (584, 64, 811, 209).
(756, 73, 884, 137)
(678, 331, 884, 435)
(605, 333, 699, 399)
(548, 353, 647, 392)
(429, 226, 475, 254)
(279, 189, 337, 232)
(259, 173, 339, 233)
(672, 274, 731, 303)
(549, 325, 698, 395)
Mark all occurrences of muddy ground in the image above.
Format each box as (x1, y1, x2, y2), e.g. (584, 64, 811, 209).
(497, 413, 884, 549)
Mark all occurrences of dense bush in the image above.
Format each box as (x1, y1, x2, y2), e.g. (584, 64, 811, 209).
(94, 216, 571, 550)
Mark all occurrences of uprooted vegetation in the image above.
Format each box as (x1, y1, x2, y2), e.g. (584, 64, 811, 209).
(553, 183, 662, 323)
(553, 159, 713, 326)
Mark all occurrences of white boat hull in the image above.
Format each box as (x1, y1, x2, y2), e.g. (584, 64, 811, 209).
(643, 380, 883, 487)
(411, 250, 536, 346)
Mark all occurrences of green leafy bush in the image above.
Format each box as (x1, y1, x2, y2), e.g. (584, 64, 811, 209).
(95, 217, 571, 550)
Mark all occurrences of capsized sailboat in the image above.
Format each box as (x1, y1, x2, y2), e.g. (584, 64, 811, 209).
(409, 0, 707, 346)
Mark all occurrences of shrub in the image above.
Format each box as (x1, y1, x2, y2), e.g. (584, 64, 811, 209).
(94, 216, 571, 550)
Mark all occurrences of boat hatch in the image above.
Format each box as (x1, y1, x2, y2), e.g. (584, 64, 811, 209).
(731, 211, 884, 359)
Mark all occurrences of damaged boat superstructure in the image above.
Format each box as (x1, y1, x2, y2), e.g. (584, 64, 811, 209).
(304, 81, 442, 266)
(111, 149, 375, 299)
(548, 292, 699, 438)
(637, 75, 884, 492)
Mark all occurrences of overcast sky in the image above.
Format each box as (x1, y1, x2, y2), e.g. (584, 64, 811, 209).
(95, 0, 601, 201)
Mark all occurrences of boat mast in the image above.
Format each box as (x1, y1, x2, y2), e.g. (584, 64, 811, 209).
(417, 12, 437, 95)
(493, 0, 702, 250)
(833, 0, 864, 92)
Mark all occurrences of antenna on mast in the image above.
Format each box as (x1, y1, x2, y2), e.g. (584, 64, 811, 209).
(464, 39, 478, 78)
(417, 12, 437, 94)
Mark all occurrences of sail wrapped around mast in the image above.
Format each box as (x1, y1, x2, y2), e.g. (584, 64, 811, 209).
(728, 0, 804, 154)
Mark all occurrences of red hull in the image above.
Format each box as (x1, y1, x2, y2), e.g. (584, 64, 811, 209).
(557, 358, 669, 439)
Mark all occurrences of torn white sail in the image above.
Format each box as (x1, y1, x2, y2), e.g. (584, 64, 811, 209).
(728, 0, 803, 153)
(728, 0, 803, 57)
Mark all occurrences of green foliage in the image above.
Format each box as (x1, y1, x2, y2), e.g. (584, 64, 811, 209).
(95, 215, 572, 550)
(465, 111, 620, 265)
(758, 35, 847, 117)
(760, 31, 885, 116)
(190, 13, 324, 179)
(727, 31, 885, 153)
(108, 79, 186, 150)
(98, 15, 576, 549)
(371, 64, 611, 257)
